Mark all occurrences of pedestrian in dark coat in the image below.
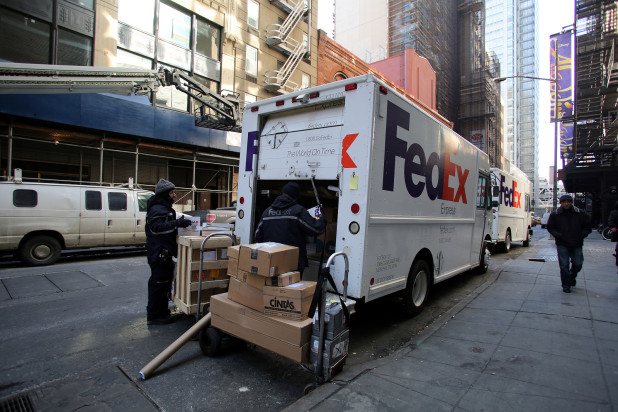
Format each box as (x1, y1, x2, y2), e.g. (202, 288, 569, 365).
(546, 194, 592, 293)
(254, 182, 326, 274)
(608, 200, 618, 269)
(145, 179, 191, 325)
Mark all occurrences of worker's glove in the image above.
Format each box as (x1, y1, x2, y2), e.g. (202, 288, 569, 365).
(177, 217, 192, 228)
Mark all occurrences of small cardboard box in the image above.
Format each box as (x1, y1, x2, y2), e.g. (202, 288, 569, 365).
(227, 258, 238, 277)
(263, 281, 317, 321)
(238, 243, 298, 277)
(227, 276, 264, 312)
(266, 271, 301, 287)
(237, 269, 267, 290)
(210, 293, 313, 346)
(227, 245, 240, 260)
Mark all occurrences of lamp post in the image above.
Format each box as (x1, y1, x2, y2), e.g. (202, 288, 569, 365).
(493, 74, 559, 211)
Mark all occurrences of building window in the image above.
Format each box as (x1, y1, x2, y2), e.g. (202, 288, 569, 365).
(158, 3, 191, 49)
(118, 0, 155, 34)
(246, 45, 258, 76)
(301, 73, 310, 89)
(244, 93, 257, 105)
(57, 28, 92, 66)
(66, 0, 95, 10)
(0, 6, 51, 64)
(196, 19, 221, 60)
(116, 49, 153, 69)
(248, 0, 259, 29)
(156, 65, 189, 111)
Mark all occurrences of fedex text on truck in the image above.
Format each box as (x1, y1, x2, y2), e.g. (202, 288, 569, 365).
(382, 101, 469, 204)
(499, 174, 521, 208)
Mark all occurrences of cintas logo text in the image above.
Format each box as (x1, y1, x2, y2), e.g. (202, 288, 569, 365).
(382, 101, 469, 204)
(269, 297, 296, 311)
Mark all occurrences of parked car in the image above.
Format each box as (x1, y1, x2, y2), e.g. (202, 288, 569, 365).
(540, 212, 551, 229)
(531, 216, 542, 226)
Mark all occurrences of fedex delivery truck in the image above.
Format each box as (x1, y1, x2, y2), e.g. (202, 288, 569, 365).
(489, 166, 533, 252)
(235, 75, 493, 315)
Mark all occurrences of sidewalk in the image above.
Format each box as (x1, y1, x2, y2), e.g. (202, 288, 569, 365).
(286, 233, 618, 411)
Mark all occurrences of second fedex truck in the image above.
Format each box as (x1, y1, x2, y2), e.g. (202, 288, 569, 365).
(234, 75, 494, 315)
(490, 165, 533, 252)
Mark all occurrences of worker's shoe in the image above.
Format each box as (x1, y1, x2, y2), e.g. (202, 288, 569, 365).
(147, 314, 174, 325)
(562, 286, 571, 293)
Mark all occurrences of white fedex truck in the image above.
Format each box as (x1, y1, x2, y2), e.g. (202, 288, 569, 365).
(489, 166, 533, 252)
(235, 75, 493, 315)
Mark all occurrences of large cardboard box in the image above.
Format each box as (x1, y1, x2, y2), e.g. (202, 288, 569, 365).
(238, 243, 298, 277)
(227, 276, 264, 312)
(210, 293, 313, 346)
(263, 281, 316, 321)
(212, 314, 308, 363)
(227, 258, 238, 277)
(227, 245, 240, 260)
(236, 269, 267, 290)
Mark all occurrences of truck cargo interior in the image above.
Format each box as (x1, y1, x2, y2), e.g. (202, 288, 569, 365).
(252, 179, 340, 281)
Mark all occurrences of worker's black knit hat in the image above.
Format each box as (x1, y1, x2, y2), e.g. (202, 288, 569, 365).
(559, 194, 573, 202)
(282, 182, 300, 200)
(155, 179, 175, 194)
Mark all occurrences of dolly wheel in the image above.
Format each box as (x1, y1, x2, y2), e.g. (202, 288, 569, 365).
(304, 382, 318, 395)
(199, 327, 221, 357)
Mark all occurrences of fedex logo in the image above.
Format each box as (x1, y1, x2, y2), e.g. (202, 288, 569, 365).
(499, 175, 521, 208)
(382, 101, 469, 204)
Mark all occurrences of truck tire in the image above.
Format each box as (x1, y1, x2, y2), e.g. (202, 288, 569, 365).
(403, 260, 430, 317)
(523, 231, 530, 247)
(20, 235, 61, 266)
(475, 244, 490, 274)
(199, 327, 221, 357)
(499, 231, 511, 253)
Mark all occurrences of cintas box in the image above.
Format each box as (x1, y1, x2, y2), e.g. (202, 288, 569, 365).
(238, 243, 298, 277)
(263, 281, 316, 321)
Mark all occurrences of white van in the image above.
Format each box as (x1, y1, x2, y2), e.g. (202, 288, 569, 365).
(0, 180, 154, 265)
(489, 166, 533, 252)
(235, 75, 493, 315)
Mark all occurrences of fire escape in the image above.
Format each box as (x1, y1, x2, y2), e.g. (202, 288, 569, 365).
(264, 0, 310, 93)
(562, 0, 618, 223)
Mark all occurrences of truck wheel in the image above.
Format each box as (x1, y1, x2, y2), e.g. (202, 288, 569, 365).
(403, 260, 430, 317)
(475, 245, 490, 274)
(20, 235, 61, 266)
(499, 231, 511, 253)
(523, 231, 530, 247)
(199, 327, 221, 357)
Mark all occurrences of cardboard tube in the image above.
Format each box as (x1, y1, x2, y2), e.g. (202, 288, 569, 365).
(139, 313, 212, 380)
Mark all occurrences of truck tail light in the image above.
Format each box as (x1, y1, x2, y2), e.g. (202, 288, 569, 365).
(238, 209, 244, 219)
(379, 85, 388, 95)
(251, 106, 259, 112)
(276, 100, 284, 106)
(239, 197, 244, 204)
(345, 83, 358, 91)
(309, 91, 320, 99)
(351, 203, 360, 214)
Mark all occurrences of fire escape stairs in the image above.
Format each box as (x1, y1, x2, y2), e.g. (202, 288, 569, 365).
(264, 0, 309, 93)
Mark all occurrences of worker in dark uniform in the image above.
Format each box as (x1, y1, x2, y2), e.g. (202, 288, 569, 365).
(145, 179, 191, 325)
(255, 182, 326, 274)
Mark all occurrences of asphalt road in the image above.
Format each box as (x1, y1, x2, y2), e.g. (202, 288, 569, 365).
(0, 229, 545, 411)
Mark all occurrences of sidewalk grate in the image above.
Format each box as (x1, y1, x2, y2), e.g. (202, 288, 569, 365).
(529, 255, 558, 262)
(0, 393, 34, 412)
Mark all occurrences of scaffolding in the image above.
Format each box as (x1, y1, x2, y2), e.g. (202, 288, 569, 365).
(457, 0, 503, 168)
(388, 0, 460, 123)
(563, 0, 618, 224)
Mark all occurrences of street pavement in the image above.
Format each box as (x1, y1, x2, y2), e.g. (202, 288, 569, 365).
(286, 231, 618, 411)
(0, 231, 616, 411)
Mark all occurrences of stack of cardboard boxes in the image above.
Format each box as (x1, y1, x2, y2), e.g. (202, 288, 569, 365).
(210, 242, 317, 363)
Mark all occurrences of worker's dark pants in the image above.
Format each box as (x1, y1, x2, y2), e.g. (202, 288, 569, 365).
(147, 260, 174, 320)
(556, 245, 583, 287)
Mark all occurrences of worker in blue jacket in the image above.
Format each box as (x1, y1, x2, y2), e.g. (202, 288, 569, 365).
(145, 179, 191, 325)
(255, 182, 326, 274)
